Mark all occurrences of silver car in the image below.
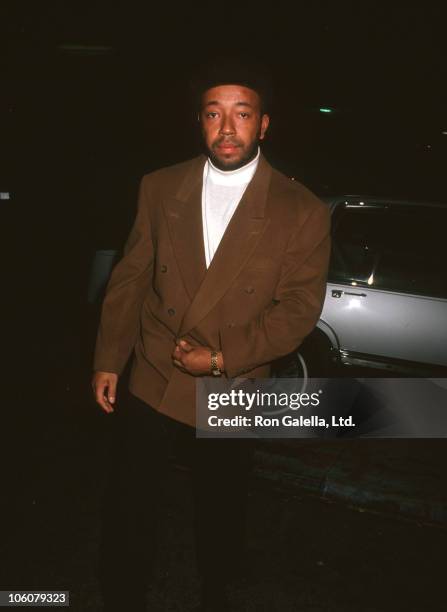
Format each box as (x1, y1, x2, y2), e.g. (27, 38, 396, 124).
(297, 196, 447, 377)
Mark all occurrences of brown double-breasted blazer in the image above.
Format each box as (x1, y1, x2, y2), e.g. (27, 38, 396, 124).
(93, 153, 331, 426)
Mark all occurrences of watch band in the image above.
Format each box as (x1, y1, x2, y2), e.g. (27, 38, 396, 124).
(210, 350, 222, 376)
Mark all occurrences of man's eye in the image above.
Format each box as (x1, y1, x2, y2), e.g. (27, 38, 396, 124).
(239, 112, 250, 118)
(206, 112, 218, 119)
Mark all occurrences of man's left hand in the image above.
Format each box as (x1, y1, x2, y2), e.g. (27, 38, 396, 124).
(172, 340, 222, 376)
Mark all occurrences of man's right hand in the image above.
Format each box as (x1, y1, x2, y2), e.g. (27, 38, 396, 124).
(92, 371, 119, 413)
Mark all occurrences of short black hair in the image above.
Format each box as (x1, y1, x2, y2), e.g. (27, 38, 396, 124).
(190, 55, 273, 115)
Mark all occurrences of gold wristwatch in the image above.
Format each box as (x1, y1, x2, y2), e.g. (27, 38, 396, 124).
(210, 350, 222, 376)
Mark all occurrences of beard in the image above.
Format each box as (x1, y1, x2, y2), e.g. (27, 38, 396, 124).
(205, 136, 260, 171)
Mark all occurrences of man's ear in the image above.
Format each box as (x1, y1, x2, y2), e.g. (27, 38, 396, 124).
(259, 113, 270, 140)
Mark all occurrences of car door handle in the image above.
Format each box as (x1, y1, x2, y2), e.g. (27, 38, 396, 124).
(331, 289, 367, 298)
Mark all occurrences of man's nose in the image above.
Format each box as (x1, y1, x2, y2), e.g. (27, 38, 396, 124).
(219, 115, 235, 135)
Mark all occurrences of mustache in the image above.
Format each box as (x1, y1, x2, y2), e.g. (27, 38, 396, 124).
(212, 137, 242, 148)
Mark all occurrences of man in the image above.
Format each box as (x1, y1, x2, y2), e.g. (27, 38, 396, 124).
(92, 59, 331, 611)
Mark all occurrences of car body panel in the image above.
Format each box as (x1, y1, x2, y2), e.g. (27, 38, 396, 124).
(315, 196, 447, 373)
(320, 283, 447, 367)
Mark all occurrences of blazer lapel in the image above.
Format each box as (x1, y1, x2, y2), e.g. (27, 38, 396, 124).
(179, 154, 273, 337)
(163, 155, 207, 301)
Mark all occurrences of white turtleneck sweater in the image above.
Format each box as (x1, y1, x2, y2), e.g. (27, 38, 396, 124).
(201, 148, 260, 268)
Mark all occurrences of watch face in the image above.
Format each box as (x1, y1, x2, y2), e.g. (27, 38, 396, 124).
(212, 369, 221, 376)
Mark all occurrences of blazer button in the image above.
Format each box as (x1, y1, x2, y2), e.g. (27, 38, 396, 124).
(245, 286, 254, 294)
(161, 265, 167, 273)
(168, 308, 175, 316)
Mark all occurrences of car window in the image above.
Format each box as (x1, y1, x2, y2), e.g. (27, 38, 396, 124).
(329, 206, 385, 286)
(329, 204, 447, 299)
(373, 206, 447, 298)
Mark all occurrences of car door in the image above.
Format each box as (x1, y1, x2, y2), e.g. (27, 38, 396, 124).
(320, 201, 447, 370)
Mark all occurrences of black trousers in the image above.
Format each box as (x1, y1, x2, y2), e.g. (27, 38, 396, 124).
(98, 392, 255, 605)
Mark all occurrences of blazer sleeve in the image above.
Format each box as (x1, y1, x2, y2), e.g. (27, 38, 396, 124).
(219, 204, 331, 378)
(93, 175, 153, 375)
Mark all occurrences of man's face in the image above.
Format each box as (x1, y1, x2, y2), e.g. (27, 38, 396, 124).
(199, 84, 270, 171)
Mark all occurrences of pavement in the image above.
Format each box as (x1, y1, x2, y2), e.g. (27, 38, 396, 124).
(3, 401, 447, 611)
(254, 437, 447, 526)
